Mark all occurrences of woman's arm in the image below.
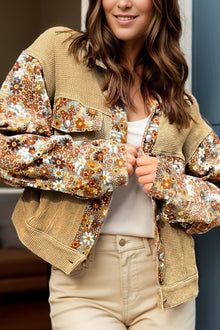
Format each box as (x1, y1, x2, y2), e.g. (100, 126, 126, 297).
(0, 52, 128, 198)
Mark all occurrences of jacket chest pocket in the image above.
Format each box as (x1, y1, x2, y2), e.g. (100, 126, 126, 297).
(52, 97, 103, 131)
(52, 97, 112, 140)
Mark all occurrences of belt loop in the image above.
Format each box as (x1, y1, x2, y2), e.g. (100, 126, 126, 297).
(143, 238, 151, 256)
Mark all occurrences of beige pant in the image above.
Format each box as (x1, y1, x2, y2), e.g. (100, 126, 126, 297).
(49, 234, 195, 330)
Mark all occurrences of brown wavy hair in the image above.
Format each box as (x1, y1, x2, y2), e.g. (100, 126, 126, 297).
(67, 0, 192, 128)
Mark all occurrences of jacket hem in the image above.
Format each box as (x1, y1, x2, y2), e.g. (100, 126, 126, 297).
(158, 274, 199, 310)
(12, 217, 86, 275)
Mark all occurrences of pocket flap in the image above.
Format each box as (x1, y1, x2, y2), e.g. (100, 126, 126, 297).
(52, 98, 103, 132)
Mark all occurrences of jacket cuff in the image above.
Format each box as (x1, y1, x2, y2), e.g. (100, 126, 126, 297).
(150, 156, 184, 201)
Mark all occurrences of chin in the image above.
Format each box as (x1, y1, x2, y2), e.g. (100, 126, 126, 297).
(113, 33, 136, 42)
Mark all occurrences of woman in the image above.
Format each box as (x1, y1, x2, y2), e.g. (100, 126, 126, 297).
(0, 0, 219, 329)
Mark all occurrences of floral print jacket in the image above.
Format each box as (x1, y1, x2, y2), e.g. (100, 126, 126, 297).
(0, 27, 220, 309)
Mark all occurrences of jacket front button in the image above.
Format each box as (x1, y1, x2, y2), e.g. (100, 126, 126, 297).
(159, 261, 164, 270)
(163, 297, 167, 304)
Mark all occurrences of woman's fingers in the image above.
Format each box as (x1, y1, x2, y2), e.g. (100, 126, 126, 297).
(125, 144, 138, 176)
(137, 173, 156, 185)
(124, 148, 158, 183)
(135, 155, 158, 194)
(135, 165, 156, 176)
(136, 154, 158, 167)
(126, 143, 138, 157)
(142, 183, 154, 195)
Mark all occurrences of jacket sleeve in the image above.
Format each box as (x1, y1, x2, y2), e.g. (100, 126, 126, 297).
(151, 129, 220, 234)
(0, 52, 128, 198)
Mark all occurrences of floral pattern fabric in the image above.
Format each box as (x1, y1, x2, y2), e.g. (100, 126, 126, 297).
(53, 98, 103, 132)
(0, 52, 52, 136)
(151, 131, 220, 235)
(0, 52, 128, 198)
(71, 102, 128, 255)
(71, 194, 111, 255)
(135, 99, 166, 284)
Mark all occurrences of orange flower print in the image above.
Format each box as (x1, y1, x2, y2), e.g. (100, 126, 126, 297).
(27, 55, 33, 62)
(52, 158, 65, 169)
(12, 62, 20, 72)
(213, 135, 219, 144)
(10, 80, 22, 94)
(94, 151, 103, 162)
(26, 137, 36, 145)
(53, 118, 61, 128)
(76, 118, 85, 129)
(29, 147, 36, 155)
(7, 138, 21, 151)
(151, 130, 157, 139)
(34, 66, 41, 75)
(118, 145, 126, 153)
(164, 205, 173, 214)
(68, 105, 76, 115)
(161, 180, 172, 189)
(86, 160, 98, 170)
(80, 169, 90, 180)
(66, 163, 74, 172)
(87, 108, 97, 118)
(34, 158, 43, 167)
(89, 199, 101, 210)
(71, 240, 80, 249)
(8, 95, 19, 105)
(74, 180, 83, 190)
(88, 178, 98, 189)
(40, 167, 49, 176)
(92, 220, 101, 229)
(118, 175, 126, 185)
(211, 201, 218, 208)
(116, 158, 125, 168)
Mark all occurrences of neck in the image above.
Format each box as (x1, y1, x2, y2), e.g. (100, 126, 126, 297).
(120, 39, 145, 70)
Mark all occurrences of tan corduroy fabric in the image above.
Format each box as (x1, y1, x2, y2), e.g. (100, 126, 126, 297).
(11, 27, 213, 310)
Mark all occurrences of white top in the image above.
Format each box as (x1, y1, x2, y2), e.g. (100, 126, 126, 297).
(101, 117, 154, 238)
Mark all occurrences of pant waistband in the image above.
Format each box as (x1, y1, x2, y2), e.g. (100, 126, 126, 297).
(96, 234, 155, 254)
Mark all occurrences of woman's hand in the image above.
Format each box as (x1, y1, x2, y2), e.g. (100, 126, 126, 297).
(135, 155, 158, 194)
(125, 144, 138, 176)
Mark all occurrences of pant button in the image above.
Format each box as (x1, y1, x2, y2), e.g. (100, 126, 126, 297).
(119, 238, 126, 247)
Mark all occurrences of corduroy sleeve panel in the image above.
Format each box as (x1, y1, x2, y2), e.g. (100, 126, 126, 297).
(182, 94, 213, 163)
(153, 93, 212, 161)
(25, 26, 73, 101)
(25, 27, 112, 116)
